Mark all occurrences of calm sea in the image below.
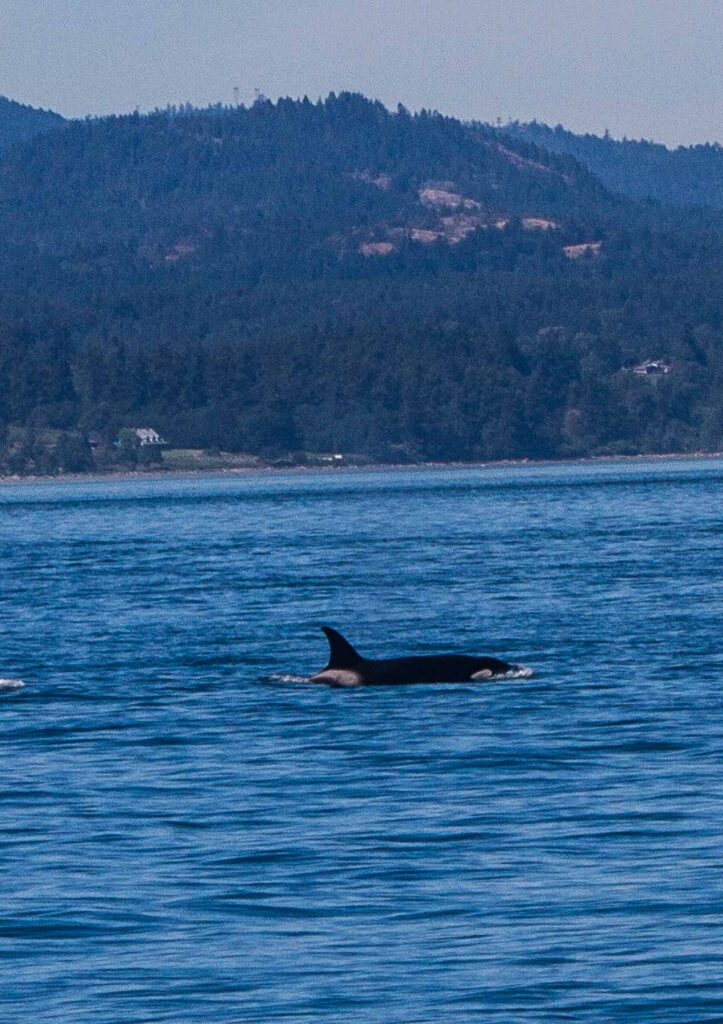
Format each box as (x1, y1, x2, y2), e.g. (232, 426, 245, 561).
(1, 460, 722, 1023)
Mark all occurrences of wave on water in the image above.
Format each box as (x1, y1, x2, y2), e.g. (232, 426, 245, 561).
(0, 678, 25, 692)
(266, 673, 312, 685)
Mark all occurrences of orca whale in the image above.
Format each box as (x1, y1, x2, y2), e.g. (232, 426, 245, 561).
(309, 626, 527, 687)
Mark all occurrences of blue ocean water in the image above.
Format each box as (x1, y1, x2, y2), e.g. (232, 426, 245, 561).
(1, 460, 722, 1023)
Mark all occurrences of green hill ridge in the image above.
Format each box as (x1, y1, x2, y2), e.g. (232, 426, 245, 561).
(0, 94, 721, 473)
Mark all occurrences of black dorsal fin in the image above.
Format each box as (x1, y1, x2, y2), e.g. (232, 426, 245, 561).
(321, 626, 361, 669)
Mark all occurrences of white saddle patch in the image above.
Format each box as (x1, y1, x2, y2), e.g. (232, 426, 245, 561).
(471, 669, 493, 680)
(0, 678, 25, 691)
(309, 669, 362, 688)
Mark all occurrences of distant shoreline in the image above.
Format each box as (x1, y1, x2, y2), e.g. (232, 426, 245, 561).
(1, 450, 722, 487)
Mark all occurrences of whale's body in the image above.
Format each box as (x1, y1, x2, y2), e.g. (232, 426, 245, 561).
(309, 626, 525, 687)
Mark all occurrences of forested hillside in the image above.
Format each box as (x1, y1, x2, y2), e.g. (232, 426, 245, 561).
(501, 120, 723, 210)
(0, 93, 721, 473)
(0, 96, 65, 153)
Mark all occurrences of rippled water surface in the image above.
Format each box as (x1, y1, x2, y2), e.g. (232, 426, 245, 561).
(1, 460, 722, 1022)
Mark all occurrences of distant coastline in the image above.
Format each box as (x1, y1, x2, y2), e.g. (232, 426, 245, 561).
(2, 450, 722, 487)
(2, 95, 722, 481)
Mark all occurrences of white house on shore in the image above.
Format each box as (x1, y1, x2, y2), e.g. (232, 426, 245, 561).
(127, 427, 168, 446)
(632, 360, 672, 377)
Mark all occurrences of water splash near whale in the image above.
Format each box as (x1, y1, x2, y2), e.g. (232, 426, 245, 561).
(500, 666, 534, 680)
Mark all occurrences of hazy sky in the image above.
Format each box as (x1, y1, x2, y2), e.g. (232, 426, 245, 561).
(1, 0, 721, 145)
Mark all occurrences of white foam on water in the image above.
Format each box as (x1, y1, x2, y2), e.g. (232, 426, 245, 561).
(266, 673, 312, 684)
(500, 666, 534, 680)
(0, 678, 25, 692)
